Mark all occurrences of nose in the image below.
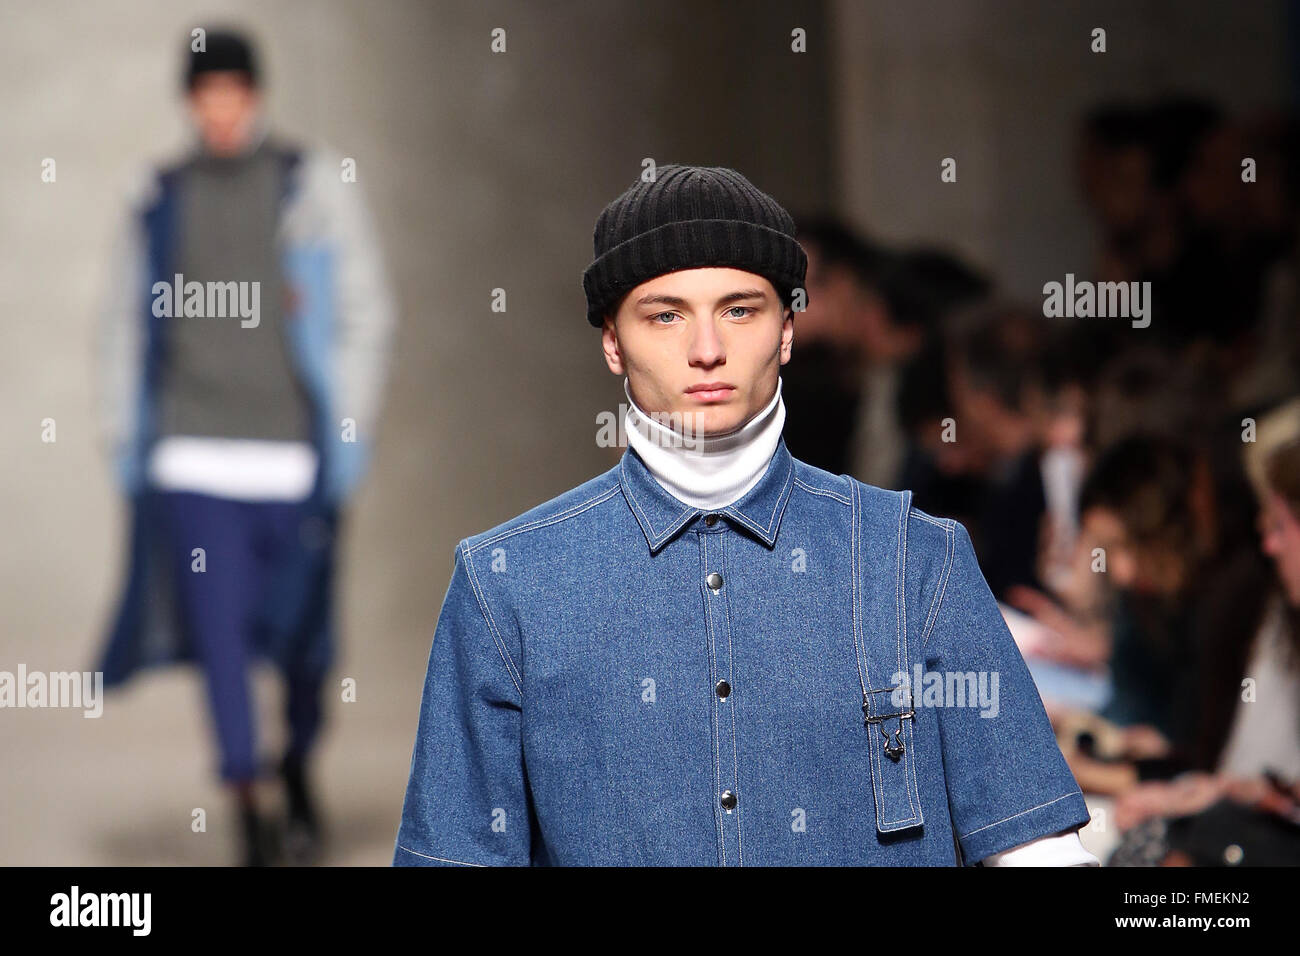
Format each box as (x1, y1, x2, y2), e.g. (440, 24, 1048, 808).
(1262, 530, 1281, 557)
(688, 317, 726, 368)
(1111, 554, 1137, 589)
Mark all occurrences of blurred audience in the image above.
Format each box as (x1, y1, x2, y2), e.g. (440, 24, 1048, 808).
(781, 217, 895, 475)
(782, 91, 1300, 864)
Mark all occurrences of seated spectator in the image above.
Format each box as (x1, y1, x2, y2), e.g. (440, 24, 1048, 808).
(938, 302, 1054, 600)
(1104, 436, 1300, 864)
(847, 246, 989, 488)
(781, 216, 895, 475)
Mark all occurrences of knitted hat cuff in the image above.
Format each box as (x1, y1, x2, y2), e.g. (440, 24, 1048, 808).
(583, 218, 805, 327)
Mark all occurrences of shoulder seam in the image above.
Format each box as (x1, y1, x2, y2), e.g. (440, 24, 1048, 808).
(465, 482, 621, 554)
(920, 518, 959, 652)
(457, 540, 524, 697)
(793, 475, 850, 505)
(910, 510, 950, 529)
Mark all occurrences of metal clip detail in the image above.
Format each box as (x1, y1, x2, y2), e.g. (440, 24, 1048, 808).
(862, 686, 914, 762)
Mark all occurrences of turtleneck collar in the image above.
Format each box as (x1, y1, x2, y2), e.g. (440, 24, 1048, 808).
(623, 376, 786, 511)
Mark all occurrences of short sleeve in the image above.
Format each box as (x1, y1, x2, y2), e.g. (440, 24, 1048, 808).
(392, 544, 531, 866)
(924, 522, 1092, 864)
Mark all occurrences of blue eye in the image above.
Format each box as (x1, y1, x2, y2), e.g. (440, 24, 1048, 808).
(725, 306, 754, 318)
(652, 311, 679, 324)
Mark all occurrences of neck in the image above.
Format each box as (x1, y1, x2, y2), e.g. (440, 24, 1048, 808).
(193, 116, 270, 162)
(623, 377, 785, 510)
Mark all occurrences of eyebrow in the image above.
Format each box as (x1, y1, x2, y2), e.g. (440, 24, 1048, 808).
(635, 288, 769, 309)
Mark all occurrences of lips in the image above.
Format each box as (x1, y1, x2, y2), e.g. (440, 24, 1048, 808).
(686, 383, 735, 402)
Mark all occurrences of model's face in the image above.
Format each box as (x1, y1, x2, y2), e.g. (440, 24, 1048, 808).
(188, 72, 260, 156)
(800, 241, 894, 357)
(1082, 144, 1152, 236)
(947, 361, 1018, 461)
(1260, 491, 1300, 606)
(799, 242, 855, 346)
(1080, 505, 1184, 596)
(601, 267, 793, 438)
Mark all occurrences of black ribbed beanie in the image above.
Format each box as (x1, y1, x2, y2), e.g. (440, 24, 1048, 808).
(582, 164, 807, 328)
(186, 29, 260, 90)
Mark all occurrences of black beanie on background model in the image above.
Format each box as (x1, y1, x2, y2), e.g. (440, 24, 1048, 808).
(582, 164, 808, 328)
(186, 29, 260, 90)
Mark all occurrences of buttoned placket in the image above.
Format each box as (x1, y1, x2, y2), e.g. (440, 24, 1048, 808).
(698, 514, 743, 866)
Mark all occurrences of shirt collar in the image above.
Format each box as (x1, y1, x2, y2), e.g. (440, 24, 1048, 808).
(619, 433, 796, 555)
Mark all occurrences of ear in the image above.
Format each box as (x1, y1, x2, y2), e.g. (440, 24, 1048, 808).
(778, 308, 794, 364)
(601, 316, 625, 374)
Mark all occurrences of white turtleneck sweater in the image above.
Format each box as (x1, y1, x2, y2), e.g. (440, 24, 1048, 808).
(620, 374, 1099, 867)
(622, 375, 786, 511)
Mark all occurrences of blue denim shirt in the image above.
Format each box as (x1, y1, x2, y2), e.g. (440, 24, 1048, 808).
(393, 436, 1090, 865)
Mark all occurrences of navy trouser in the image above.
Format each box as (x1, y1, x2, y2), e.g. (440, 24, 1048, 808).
(158, 489, 325, 783)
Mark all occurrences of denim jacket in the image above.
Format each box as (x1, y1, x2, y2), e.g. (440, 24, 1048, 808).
(393, 436, 1090, 866)
(94, 139, 395, 689)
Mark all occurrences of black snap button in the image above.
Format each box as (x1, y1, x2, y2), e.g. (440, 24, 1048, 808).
(720, 790, 737, 811)
(715, 679, 731, 700)
(704, 514, 718, 527)
(706, 571, 723, 590)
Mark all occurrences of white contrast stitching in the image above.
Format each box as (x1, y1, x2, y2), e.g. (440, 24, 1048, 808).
(793, 476, 850, 505)
(910, 511, 950, 529)
(467, 483, 621, 554)
(959, 792, 1083, 839)
(460, 543, 524, 697)
(759, 452, 793, 532)
(620, 455, 694, 545)
(396, 843, 487, 867)
(894, 490, 919, 822)
(919, 520, 957, 650)
(921, 520, 959, 653)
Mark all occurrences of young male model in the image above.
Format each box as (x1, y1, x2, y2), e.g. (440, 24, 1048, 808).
(97, 29, 395, 865)
(394, 164, 1095, 866)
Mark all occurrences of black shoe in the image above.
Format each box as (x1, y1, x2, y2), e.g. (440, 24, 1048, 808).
(239, 804, 280, 867)
(280, 757, 324, 865)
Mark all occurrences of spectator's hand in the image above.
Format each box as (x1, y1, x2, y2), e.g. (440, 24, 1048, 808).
(1114, 781, 1173, 830)
(1222, 775, 1300, 821)
(1114, 773, 1228, 829)
(1164, 772, 1229, 816)
(1006, 585, 1110, 669)
(1118, 723, 1172, 760)
(1222, 775, 1273, 806)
